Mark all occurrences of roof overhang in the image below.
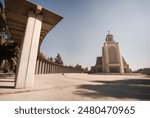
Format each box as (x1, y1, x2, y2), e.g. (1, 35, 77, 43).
(4, 0, 63, 46)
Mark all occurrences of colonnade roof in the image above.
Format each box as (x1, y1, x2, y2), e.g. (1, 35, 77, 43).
(4, 0, 63, 46)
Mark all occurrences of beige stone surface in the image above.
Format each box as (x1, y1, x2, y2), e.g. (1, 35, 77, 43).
(0, 74, 150, 101)
(15, 11, 43, 88)
(91, 33, 130, 73)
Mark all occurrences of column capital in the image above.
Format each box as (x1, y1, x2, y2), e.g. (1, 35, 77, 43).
(36, 5, 42, 14)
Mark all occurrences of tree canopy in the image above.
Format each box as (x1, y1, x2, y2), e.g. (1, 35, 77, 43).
(54, 53, 63, 65)
(0, 1, 2, 15)
(0, 3, 20, 73)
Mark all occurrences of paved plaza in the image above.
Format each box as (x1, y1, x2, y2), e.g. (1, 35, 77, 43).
(0, 74, 150, 101)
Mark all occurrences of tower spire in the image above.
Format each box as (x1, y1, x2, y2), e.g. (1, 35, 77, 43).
(108, 30, 110, 35)
(106, 30, 114, 42)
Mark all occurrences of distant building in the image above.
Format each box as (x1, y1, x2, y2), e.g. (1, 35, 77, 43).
(91, 32, 130, 73)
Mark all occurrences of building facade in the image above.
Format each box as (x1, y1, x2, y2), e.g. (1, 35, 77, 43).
(91, 33, 130, 73)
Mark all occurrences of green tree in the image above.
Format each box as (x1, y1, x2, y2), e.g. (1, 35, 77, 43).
(54, 53, 63, 65)
(84, 67, 89, 73)
(0, 2, 20, 73)
(50, 57, 53, 62)
(0, 1, 6, 32)
(0, 38, 20, 73)
(75, 64, 82, 69)
(134, 68, 150, 75)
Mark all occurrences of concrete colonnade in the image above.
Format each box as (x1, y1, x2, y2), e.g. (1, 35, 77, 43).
(35, 58, 83, 74)
(5, 0, 64, 89)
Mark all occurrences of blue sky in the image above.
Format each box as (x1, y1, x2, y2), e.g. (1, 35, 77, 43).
(31, 0, 150, 70)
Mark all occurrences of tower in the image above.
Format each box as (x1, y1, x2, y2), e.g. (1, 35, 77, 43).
(102, 32, 124, 73)
(90, 32, 130, 73)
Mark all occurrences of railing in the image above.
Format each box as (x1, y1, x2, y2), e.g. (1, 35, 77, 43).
(35, 53, 83, 74)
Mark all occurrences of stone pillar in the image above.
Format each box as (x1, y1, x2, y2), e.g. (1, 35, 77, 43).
(54, 65, 56, 73)
(49, 64, 51, 73)
(53, 65, 55, 73)
(44, 62, 47, 74)
(41, 61, 42, 74)
(120, 57, 124, 73)
(51, 64, 53, 73)
(46, 63, 49, 74)
(39, 60, 42, 74)
(103, 43, 109, 73)
(52, 65, 54, 73)
(42, 62, 45, 74)
(47, 63, 49, 74)
(60, 66, 62, 73)
(47, 64, 49, 74)
(56, 66, 58, 73)
(35, 59, 39, 74)
(15, 9, 43, 88)
(38, 60, 40, 74)
(65, 67, 67, 73)
(49, 64, 50, 73)
(116, 43, 124, 73)
(55, 65, 57, 73)
(43, 62, 45, 74)
(46, 63, 48, 74)
(57, 66, 59, 73)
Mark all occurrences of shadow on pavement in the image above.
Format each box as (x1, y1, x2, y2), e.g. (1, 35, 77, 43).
(0, 86, 14, 89)
(74, 79, 150, 100)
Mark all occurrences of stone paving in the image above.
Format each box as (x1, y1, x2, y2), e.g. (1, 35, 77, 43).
(0, 73, 150, 101)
